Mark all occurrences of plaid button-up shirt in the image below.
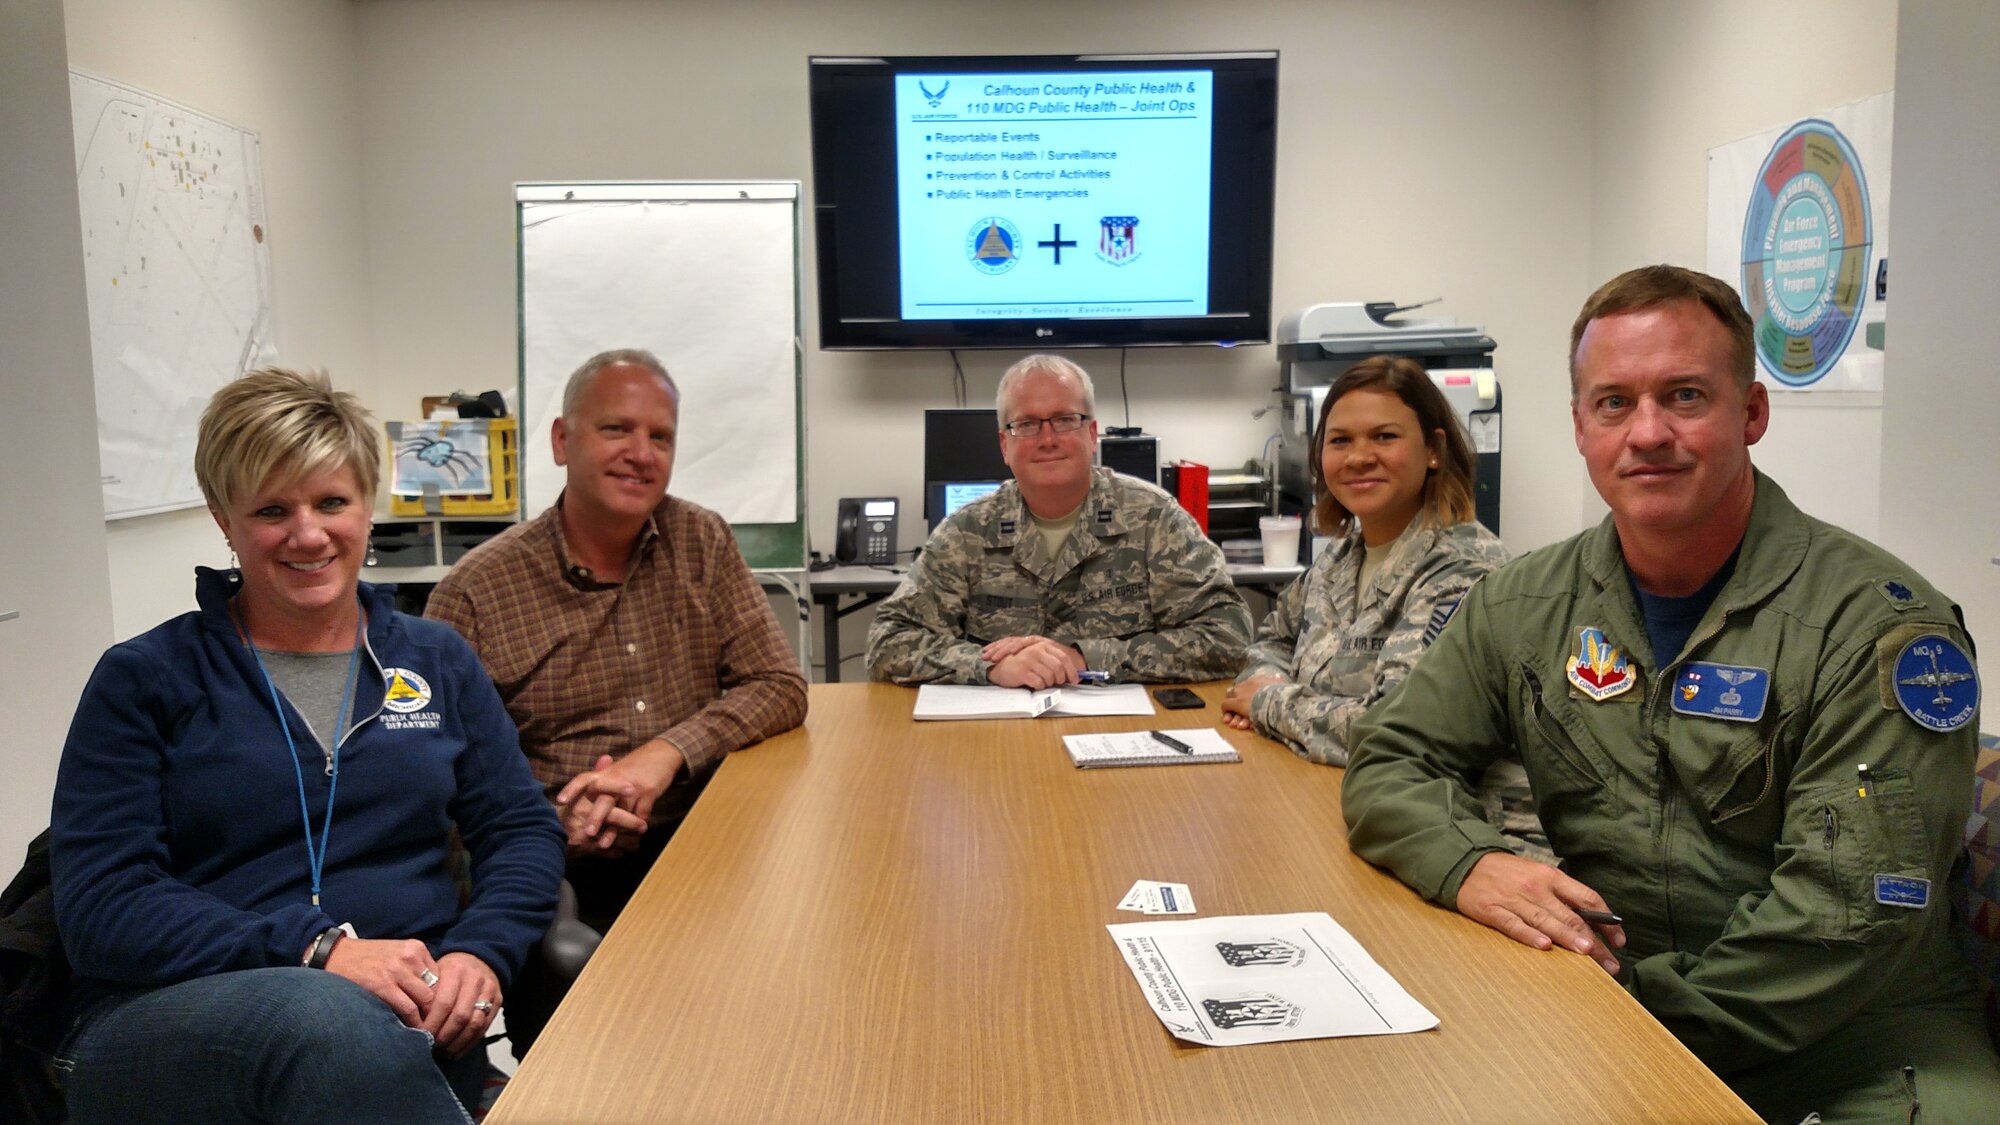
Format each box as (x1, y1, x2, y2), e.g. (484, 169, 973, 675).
(427, 493, 807, 827)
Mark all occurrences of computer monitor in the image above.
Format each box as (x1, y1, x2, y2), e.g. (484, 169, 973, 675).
(926, 480, 1004, 529)
(924, 408, 1012, 525)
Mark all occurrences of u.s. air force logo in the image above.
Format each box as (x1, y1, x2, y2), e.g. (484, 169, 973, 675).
(381, 668, 441, 729)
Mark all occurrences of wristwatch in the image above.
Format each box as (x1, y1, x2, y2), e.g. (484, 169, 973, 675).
(303, 925, 345, 969)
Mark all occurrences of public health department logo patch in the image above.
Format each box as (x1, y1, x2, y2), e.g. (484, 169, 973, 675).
(1739, 119, 1873, 387)
(966, 217, 1021, 274)
(1892, 634, 1979, 732)
(381, 668, 433, 714)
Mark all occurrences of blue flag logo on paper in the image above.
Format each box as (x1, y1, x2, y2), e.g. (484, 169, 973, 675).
(1893, 634, 1980, 731)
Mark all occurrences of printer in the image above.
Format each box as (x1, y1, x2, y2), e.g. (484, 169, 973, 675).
(1274, 301, 1501, 535)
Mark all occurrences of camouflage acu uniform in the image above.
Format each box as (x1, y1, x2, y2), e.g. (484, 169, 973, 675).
(1236, 520, 1550, 862)
(866, 467, 1251, 684)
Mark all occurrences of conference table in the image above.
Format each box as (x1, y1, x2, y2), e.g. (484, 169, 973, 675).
(488, 682, 1754, 1123)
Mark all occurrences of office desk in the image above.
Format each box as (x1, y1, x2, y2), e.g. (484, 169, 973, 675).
(489, 683, 1751, 1123)
(811, 562, 1306, 682)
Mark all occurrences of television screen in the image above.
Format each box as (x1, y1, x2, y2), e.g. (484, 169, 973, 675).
(809, 52, 1278, 350)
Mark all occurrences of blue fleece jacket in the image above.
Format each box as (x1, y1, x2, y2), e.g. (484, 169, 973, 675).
(51, 568, 564, 998)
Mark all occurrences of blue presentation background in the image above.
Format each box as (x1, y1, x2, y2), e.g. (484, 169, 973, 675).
(893, 70, 1212, 321)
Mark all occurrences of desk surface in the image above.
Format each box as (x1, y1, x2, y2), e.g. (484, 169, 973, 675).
(490, 683, 1752, 1124)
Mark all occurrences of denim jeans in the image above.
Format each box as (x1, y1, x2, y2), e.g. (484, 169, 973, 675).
(58, 967, 481, 1124)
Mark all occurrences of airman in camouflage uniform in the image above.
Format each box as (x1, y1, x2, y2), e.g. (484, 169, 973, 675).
(866, 465, 1251, 684)
(867, 354, 1249, 687)
(1236, 520, 1549, 862)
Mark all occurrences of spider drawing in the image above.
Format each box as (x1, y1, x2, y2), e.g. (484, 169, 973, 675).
(397, 435, 483, 485)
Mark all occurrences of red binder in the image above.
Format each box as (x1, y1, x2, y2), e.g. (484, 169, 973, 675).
(1174, 460, 1209, 533)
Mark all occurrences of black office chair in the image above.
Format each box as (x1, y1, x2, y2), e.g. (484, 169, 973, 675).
(0, 829, 70, 1125)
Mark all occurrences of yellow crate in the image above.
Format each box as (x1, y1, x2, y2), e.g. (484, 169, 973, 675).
(389, 417, 520, 517)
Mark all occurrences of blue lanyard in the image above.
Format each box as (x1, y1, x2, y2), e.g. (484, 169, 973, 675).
(238, 607, 365, 910)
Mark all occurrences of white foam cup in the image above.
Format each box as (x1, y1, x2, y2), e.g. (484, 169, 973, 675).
(1258, 515, 1301, 568)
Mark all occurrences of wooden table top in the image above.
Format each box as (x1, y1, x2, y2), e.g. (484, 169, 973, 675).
(489, 682, 1753, 1124)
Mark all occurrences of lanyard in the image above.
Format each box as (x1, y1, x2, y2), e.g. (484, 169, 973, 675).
(237, 605, 365, 910)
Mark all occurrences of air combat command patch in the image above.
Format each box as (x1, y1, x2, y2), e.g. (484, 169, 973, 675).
(1566, 626, 1634, 701)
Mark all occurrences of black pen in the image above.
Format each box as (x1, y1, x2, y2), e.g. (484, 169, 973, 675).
(1149, 730, 1194, 755)
(1857, 762, 1872, 798)
(1575, 908, 1623, 927)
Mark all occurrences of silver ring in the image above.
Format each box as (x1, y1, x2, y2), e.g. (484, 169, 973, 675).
(420, 969, 440, 987)
(473, 1000, 493, 1013)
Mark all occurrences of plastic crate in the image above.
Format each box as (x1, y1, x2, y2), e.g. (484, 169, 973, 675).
(389, 417, 519, 517)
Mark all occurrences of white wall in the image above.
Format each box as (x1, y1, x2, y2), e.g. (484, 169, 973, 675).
(63, 0, 374, 640)
(1586, 1, 1898, 537)
(1, 0, 115, 870)
(351, 0, 1596, 574)
(1881, 2, 2000, 699)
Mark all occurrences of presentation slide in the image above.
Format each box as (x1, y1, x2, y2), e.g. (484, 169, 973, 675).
(893, 70, 1213, 321)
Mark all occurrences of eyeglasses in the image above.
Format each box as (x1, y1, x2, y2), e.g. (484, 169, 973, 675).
(1001, 413, 1091, 438)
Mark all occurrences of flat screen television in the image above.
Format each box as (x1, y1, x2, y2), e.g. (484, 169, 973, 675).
(808, 52, 1278, 351)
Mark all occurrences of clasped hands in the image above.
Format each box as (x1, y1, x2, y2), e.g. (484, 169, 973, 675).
(322, 940, 498, 1057)
(554, 738, 686, 858)
(1456, 851, 1626, 974)
(983, 635, 1087, 690)
(1219, 672, 1287, 730)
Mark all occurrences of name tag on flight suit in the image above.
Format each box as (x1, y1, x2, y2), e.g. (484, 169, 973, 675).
(1670, 662, 1770, 723)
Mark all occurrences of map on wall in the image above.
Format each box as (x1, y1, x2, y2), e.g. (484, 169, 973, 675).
(1707, 92, 1891, 392)
(70, 69, 277, 519)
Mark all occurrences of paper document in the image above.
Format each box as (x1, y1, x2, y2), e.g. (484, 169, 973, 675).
(1118, 880, 1197, 915)
(911, 683, 1153, 721)
(1063, 728, 1239, 769)
(1108, 912, 1439, 1046)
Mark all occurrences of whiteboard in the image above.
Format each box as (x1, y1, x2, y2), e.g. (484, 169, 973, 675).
(70, 69, 277, 519)
(517, 183, 800, 539)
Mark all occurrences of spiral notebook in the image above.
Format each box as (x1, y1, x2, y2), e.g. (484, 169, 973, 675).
(1061, 728, 1241, 769)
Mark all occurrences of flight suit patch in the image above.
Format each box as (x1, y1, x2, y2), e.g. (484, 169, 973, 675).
(1873, 874, 1929, 909)
(1565, 626, 1634, 701)
(1879, 630, 1980, 732)
(1671, 662, 1770, 723)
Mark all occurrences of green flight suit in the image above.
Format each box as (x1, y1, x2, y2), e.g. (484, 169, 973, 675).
(1344, 473, 1998, 1122)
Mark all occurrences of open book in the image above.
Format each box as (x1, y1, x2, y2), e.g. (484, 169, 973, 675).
(911, 683, 1154, 721)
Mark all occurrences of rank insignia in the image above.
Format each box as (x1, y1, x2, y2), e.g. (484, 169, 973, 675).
(1566, 627, 1634, 701)
(999, 519, 1016, 536)
(1874, 579, 1925, 612)
(1891, 633, 1979, 731)
(1421, 598, 1461, 648)
(1671, 662, 1770, 722)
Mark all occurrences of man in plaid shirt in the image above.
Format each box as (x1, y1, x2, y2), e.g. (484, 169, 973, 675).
(428, 348, 806, 1058)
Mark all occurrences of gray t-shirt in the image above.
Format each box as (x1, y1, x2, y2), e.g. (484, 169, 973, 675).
(255, 647, 358, 757)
